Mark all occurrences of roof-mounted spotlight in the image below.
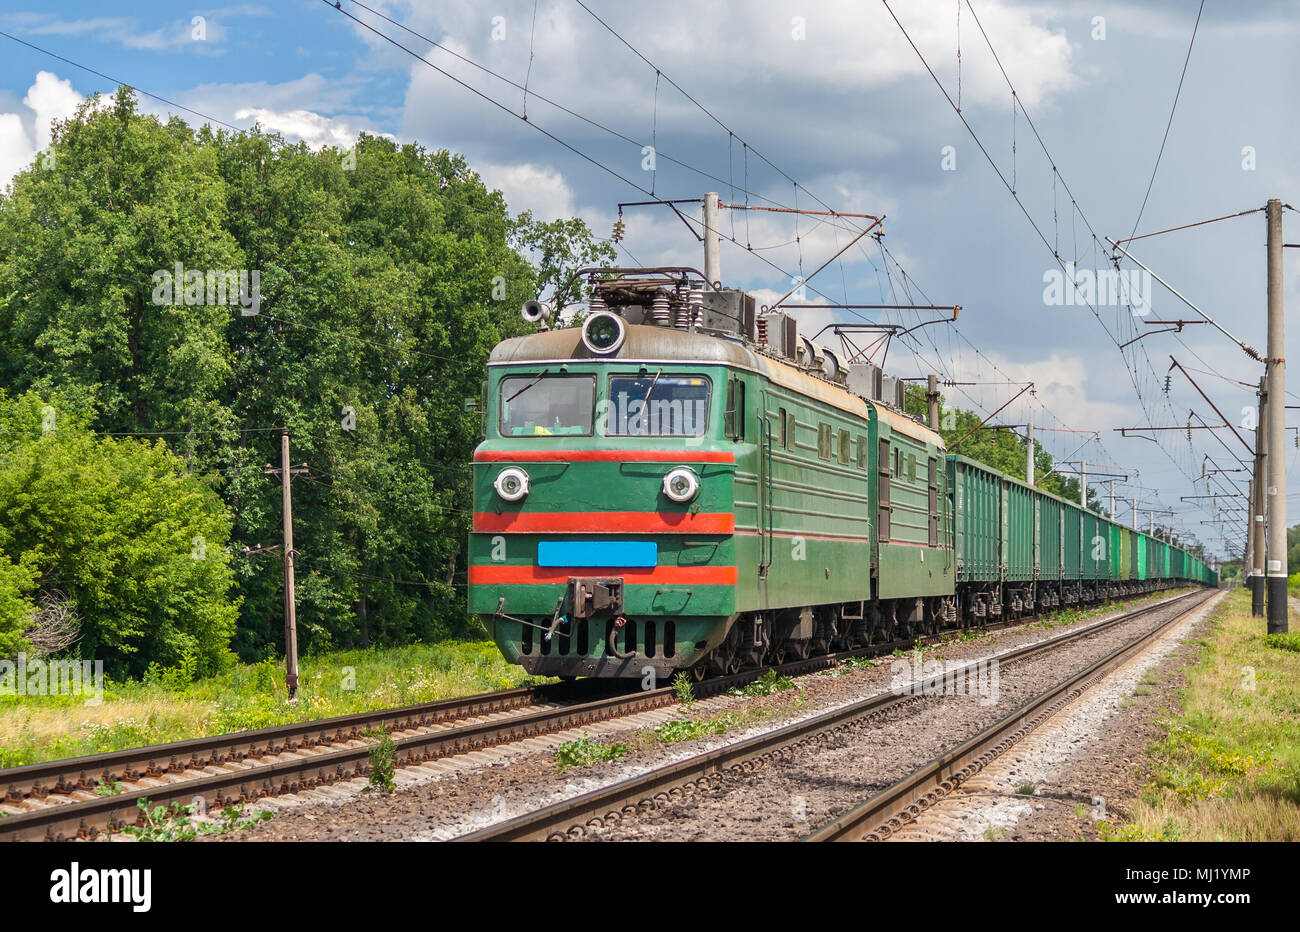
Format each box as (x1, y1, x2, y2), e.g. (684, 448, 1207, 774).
(581, 311, 626, 355)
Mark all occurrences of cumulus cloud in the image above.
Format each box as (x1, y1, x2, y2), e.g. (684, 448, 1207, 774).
(0, 71, 85, 190)
(233, 106, 394, 149)
(475, 160, 576, 221)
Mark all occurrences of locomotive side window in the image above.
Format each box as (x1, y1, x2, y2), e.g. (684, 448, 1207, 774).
(722, 377, 744, 440)
(784, 411, 797, 450)
(608, 375, 711, 436)
(778, 407, 788, 448)
(499, 374, 595, 436)
(818, 423, 832, 459)
(856, 435, 867, 469)
(837, 429, 850, 465)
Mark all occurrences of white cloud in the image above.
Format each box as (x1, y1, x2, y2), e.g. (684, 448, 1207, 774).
(23, 71, 83, 150)
(475, 160, 575, 221)
(0, 113, 35, 192)
(11, 13, 233, 53)
(0, 71, 85, 190)
(233, 106, 393, 149)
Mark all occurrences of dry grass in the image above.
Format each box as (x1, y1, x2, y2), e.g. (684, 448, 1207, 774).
(1103, 588, 1300, 841)
(0, 640, 549, 767)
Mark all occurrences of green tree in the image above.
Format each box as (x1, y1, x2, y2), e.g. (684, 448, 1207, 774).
(0, 392, 239, 675)
(0, 551, 38, 658)
(510, 211, 617, 311)
(0, 93, 616, 663)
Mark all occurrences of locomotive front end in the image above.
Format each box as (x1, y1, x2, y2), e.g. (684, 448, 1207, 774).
(469, 279, 753, 680)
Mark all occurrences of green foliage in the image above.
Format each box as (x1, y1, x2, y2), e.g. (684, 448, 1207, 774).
(1264, 633, 1300, 654)
(0, 637, 545, 768)
(671, 671, 696, 706)
(553, 733, 628, 771)
(0, 88, 615, 665)
(143, 649, 200, 690)
(122, 797, 272, 841)
(653, 715, 730, 744)
(363, 728, 397, 794)
(510, 211, 617, 311)
(0, 550, 38, 657)
(728, 669, 798, 697)
(0, 391, 239, 676)
(93, 779, 124, 796)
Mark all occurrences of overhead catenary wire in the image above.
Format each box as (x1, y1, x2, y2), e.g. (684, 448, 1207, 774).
(883, 0, 1223, 549)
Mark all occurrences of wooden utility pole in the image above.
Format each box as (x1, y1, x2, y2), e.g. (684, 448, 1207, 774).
(265, 431, 309, 699)
(1251, 376, 1267, 618)
(1265, 198, 1288, 633)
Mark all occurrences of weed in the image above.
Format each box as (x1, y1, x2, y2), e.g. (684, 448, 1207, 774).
(1264, 633, 1300, 654)
(671, 672, 696, 707)
(1016, 783, 1036, 796)
(362, 728, 397, 794)
(554, 734, 629, 771)
(729, 670, 798, 698)
(122, 798, 272, 841)
(93, 779, 123, 797)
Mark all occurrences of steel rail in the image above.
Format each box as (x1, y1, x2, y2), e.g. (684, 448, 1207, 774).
(803, 590, 1218, 841)
(455, 589, 1212, 842)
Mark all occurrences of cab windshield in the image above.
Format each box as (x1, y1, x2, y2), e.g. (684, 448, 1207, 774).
(606, 375, 711, 436)
(499, 374, 595, 436)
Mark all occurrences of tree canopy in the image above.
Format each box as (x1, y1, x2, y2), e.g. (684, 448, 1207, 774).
(0, 88, 608, 665)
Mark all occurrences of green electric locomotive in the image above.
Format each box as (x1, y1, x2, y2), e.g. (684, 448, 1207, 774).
(468, 268, 1215, 680)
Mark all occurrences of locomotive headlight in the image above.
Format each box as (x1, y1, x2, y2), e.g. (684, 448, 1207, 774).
(581, 312, 627, 355)
(662, 467, 699, 504)
(494, 466, 530, 502)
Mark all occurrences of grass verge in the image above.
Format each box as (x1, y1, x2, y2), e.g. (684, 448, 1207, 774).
(1100, 588, 1300, 841)
(0, 640, 549, 768)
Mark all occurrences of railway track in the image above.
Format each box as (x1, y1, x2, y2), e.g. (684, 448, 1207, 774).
(803, 588, 1219, 842)
(0, 631, 909, 841)
(0, 586, 1198, 842)
(454, 588, 1213, 842)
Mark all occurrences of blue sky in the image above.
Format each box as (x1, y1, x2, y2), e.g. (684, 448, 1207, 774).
(2, 1, 1299, 560)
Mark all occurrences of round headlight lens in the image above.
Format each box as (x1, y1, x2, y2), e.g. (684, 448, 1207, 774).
(581, 312, 627, 355)
(494, 466, 530, 502)
(662, 466, 699, 503)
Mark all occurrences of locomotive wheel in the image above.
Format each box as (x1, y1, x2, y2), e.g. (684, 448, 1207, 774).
(689, 661, 709, 682)
(771, 643, 787, 665)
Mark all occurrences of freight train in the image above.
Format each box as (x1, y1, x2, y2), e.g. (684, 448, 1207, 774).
(468, 268, 1216, 680)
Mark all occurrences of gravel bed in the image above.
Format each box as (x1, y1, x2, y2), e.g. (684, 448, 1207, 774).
(890, 595, 1217, 841)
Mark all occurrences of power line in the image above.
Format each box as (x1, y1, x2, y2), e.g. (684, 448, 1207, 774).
(0, 29, 241, 131)
(1125, 0, 1206, 243)
(884, 0, 1220, 545)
